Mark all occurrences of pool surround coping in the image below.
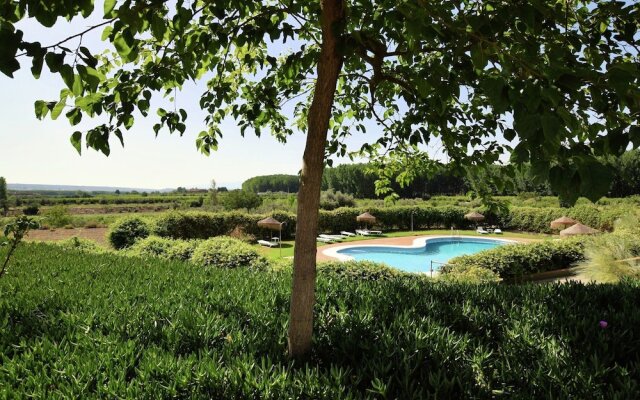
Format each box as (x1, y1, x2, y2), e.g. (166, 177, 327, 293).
(321, 235, 518, 263)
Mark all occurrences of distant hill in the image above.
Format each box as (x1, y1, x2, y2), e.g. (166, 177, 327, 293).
(7, 183, 173, 193)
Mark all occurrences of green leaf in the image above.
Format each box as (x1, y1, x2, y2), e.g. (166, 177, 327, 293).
(70, 131, 82, 155)
(113, 33, 132, 57)
(577, 160, 613, 202)
(34, 100, 49, 120)
(59, 64, 74, 90)
(51, 101, 66, 120)
(45, 52, 65, 73)
(66, 107, 82, 125)
(540, 113, 561, 142)
(104, 0, 117, 17)
(101, 26, 113, 41)
(470, 43, 487, 70)
(72, 74, 84, 96)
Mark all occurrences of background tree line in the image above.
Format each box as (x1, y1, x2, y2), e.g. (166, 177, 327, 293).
(241, 150, 640, 199)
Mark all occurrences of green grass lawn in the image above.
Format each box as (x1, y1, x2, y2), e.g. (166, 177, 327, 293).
(256, 229, 550, 260)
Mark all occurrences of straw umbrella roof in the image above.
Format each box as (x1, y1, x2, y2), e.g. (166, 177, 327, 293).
(257, 217, 282, 230)
(550, 216, 578, 229)
(559, 223, 599, 236)
(464, 211, 485, 221)
(356, 212, 376, 223)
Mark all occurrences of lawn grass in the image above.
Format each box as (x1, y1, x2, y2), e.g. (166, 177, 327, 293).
(256, 229, 549, 260)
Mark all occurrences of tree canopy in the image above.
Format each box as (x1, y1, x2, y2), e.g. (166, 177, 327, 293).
(2, 0, 638, 357)
(242, 174, 300, 193)
(1, 0, 637, 203)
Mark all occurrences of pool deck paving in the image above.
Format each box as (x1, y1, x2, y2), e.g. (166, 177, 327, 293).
(316, 234, 538, 262)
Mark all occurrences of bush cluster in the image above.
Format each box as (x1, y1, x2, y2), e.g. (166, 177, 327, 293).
(1, 243, 639, 398)
(191, 237, 268, 269)
(501, 205, 630, 233)
(443, 238, 586, 280)
(127, 236, 197, 261)
(317, 260, 406, 281)
(106, 204, 633, 247)
(107, 217, 151, 249)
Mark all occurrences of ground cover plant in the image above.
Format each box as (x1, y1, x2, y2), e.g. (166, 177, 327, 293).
(443, 238, 587, 280)
(0, 243, 638, 398)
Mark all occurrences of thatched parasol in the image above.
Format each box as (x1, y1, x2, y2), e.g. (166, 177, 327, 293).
(356, 212, 376, 229)
(356, 212, 376, 223)
(257, 217, 284, 255)
(559, 223, 599, 236)
(257, 217, 282, 230)
(550, 216, 578, 230)
(464, 211, 485, 222)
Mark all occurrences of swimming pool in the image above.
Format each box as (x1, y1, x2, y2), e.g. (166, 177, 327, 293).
(326, 237, 512, 274)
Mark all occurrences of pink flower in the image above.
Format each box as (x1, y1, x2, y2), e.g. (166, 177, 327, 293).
(599, 320, 608, 329)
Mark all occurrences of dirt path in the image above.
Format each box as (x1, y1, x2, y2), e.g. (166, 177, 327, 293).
(26, 228, 110, 246)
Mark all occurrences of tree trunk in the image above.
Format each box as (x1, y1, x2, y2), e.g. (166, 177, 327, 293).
(287, 0, 345, 359)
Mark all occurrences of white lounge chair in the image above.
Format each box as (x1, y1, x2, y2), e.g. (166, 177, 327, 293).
(493, 228, 503, 234)
(476, 227, 488, 234)
(258, 240, 277, 247)
(319, 234, 343, 241)
(356, 229, 371, 236)
(368, 230, 382, 235)
(317, 236, 335, 243)
(340, 231, 356, 237)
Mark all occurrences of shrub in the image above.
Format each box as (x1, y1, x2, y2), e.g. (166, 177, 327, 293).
(191, 236, 267, 269)
(443, 238, 586, 280)
(44, 205, 72, 228)
(108, 217, 151, 249)
(22, 205, 39, 216)
(221, 190, 263, 210)
(317, 260, 406, 281)
(577, 231, 640, 283)
(437, 264, 502, 283)
(128, 236, 197, 261)
(56, 237, 104, 253)
(153, 211, 227, 239)
(319, 189, 356, 210)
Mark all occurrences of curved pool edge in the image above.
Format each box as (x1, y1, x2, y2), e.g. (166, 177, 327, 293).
(321, 235, 518, 263)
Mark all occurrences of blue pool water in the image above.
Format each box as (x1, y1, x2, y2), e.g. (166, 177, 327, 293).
(336, 237, 508, 273)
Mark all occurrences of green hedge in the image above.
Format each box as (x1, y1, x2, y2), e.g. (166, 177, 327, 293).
(127, 236, 198, 261)
(191, 236, 268, 269)
(501, 205, 631, 233)
(442, 238, 586, 280)
(115, 204, 635, 244)
(2, 243, 640, 398)
(152, 211, 296, 240)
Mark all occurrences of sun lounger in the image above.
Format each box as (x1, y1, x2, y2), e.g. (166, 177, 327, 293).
(356, 229, 371, 236)
(493, 228, 503, 234)
(476, 227, 488, 234)
(368, 230, 382, 235)
(258, 240, 277, 247)
(317, 236, 335, 243)
(340, 231, 356, 237)
(319, 234, 343, 241)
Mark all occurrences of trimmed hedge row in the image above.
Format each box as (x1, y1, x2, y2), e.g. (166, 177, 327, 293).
(127, 235, 268, 270)
(106, 204, 634, 247)
(499, 205, 631, 233)
(442, 238, 586, 280)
